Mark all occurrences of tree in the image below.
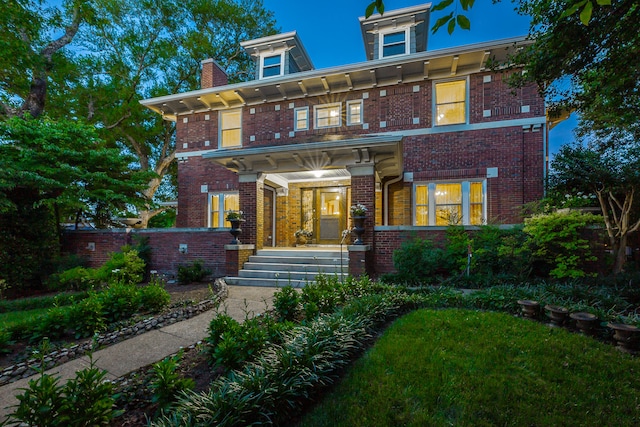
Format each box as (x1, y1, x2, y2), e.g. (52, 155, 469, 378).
(549, 140, 640, 274)
(68, 0, 278, 227)
(0, 0, 93, 119)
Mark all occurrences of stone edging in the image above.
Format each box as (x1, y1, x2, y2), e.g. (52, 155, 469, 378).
(0, 279, 229, 386)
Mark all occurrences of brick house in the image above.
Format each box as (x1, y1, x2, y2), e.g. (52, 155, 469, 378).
(138, 3, 547, 280)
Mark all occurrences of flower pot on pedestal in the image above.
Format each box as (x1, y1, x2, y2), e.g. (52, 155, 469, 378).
(608, 323, 640, 354)
(570, 312, 598, 335)
(229, 219, 244, 244)
(545, 304, 569, 327)
(517, 300, 540, 319)
(352, 216, 365, 245)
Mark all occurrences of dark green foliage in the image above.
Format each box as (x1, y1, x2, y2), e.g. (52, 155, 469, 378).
(32, 306, 68, 342)
(0, 292, 88, 313)
(67, 297, 106, 339)
(177, 260, 211, 285)
(273, 286, 300, 322)
(97, 283, 142, 323)
(139, 282, 171, 312)
(206, 316, 267, 371)
(391, 236, 445, 285)
(150, 351, 195, 412)
(48, 266, 97, 292)
(7, 340, 118, 427)
(443, 226, 469, 274)
(96, 246, 146, 285)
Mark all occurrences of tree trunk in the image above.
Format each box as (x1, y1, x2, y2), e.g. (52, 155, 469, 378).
(20, 77, 47, 118)
(613, 233, 628, 275)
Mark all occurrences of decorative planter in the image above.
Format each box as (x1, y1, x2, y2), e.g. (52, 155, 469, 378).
(517, 300, 540, 319)
(570, 312, 598, 335)
(229, 219, 244, 244)
(352, 215, 365, 245)
(608, 322, 640, 354)
(545, 304, 569, 327)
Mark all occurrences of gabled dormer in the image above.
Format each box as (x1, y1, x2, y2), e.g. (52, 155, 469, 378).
(241, 31, 314, 80)
(359, 3, 431, 61)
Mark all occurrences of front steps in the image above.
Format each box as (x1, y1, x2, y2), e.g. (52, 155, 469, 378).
(225, 247, 348, 287)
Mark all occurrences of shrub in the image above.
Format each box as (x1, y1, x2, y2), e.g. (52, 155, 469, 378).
(32, 306, 68, 342)
(524, 211, 600, 279)
(139, 282, 171, 313)
(273, 286, 300, 322)
(97, 283, 141, 323)
(177, 260, 211, 285)
(150, 351, 195, 412)
(47, 266, 97, 292)
(391, 236, 444, 285)
(207, 316, 268, 371)
(67, 297, 106, 339)
(94, 246, 146, 285)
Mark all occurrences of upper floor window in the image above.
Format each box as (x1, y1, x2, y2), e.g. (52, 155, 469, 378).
(219, 109, 241, 148)
(294, 107, 309, 131)
(261, 53, 283, 79)
(414, 181, 485, 226)
(380, 29, 409, 58)
(209, 192, 239, 227)
(314, 103, 341, 128)
(346, 100, 363, 125)
(435, 79, 467, 126)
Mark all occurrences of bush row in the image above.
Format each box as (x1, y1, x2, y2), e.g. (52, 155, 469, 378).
(2, 282, 170, 345)
(0, 291, 89, 313)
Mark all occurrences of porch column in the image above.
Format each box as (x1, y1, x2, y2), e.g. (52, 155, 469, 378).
(347, 164, 375, 277)
(238, 173, 264, 249)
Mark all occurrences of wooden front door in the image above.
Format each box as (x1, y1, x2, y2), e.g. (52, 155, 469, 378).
(301, 186, 348, 244)
(263, 187, 274, 247)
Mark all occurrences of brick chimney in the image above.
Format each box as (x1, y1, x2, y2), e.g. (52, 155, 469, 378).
(200, 59, 228, 89)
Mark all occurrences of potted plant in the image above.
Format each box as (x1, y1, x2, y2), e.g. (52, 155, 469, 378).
(294, 229, 312, 246)
(350, 203, 367, 244)
(225, 210, 244, 244)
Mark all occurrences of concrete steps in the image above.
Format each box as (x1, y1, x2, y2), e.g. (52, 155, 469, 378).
(225, 247, 348, 287)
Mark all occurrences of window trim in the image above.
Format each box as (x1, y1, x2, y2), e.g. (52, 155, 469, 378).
(260, 52, 284, 79)
(433, 77, 469, 127)
(294, 106, 309, 131)
(313, 102, 342, 129)
(413, 180, 486, 226)
(346, 100, 363, 126)
(208, 192, 239, 228)
(218, 108, 242, 149)
(379, 27, 410, 58)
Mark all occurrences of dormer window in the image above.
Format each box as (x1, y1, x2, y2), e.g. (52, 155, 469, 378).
(261, 53, 284, 79)
(381, 29, 409, 58)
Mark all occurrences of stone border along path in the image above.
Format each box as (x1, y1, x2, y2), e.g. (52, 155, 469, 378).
(0, 283, 279, 423)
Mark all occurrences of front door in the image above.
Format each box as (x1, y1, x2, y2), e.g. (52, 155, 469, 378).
(263, 187, 274, 247)
(301, 187, 348, 244)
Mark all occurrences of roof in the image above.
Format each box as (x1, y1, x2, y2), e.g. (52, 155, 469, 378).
(141, 36, 531, 120)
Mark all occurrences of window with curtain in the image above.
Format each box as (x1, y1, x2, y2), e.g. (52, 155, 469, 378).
(346, 100, 363, 125)
(414, 181, 485, 226)
(314, 103, 341, 128)
(294, 107, 309, 130)
(209, 192, 239, 227)
(219, 109, 241, 148)
(435, 80, 467, 126)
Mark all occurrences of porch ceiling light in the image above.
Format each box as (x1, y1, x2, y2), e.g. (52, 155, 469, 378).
(313, 170, 324, 178)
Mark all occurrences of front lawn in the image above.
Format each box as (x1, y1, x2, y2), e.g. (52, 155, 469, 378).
(298, 309, 640, 426)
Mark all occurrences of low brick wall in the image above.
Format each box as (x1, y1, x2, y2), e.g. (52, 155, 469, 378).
(63, 228, 236, 278)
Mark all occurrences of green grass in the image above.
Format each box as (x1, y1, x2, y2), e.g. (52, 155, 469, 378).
(0, 308, 49, 329)
(298, 309, 640, 427)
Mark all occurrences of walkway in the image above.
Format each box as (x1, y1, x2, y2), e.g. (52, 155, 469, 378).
(0, 285, 278, 422)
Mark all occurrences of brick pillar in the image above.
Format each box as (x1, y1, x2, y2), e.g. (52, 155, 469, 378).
(201, 59, 228, 89)
(238, 173, 265, 248)
(347, 164, 376, 276)
(225, 244, 255, 276)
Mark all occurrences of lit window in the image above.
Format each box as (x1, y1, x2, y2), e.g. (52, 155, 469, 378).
(219, 109, 241, 148)
(414, 181, 485, 226)
(261, 54, 283, 79)
(435, 80, 467, 126)
(294, 107, 309, 131)
(314, 103, 341, 128)
(209, 192, 239, 227)
(346, 100, 363, 125)
(381, 30, 408, 57)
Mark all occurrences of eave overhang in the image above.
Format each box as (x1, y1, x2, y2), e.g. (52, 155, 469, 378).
(141, 36, 531, 121)
(201, 134, 404, 179)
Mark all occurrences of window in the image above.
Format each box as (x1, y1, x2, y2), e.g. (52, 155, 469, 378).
(294, 107, 309, 131)
(346, 100, 363, 125)
(435, 80, 467, 126)
(219, 109, 241, 148)
(261, 53, 283, 79)
(314, 103, 341, 128)
(209, 192, 239, 227)
(414, 181, 485, 226)
(381, 29, 408, 57)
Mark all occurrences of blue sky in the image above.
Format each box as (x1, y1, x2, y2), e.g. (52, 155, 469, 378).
(262, 0, 577, 156)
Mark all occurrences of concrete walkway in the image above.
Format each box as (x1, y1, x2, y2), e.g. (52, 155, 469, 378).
(0, 285, 278, 422)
